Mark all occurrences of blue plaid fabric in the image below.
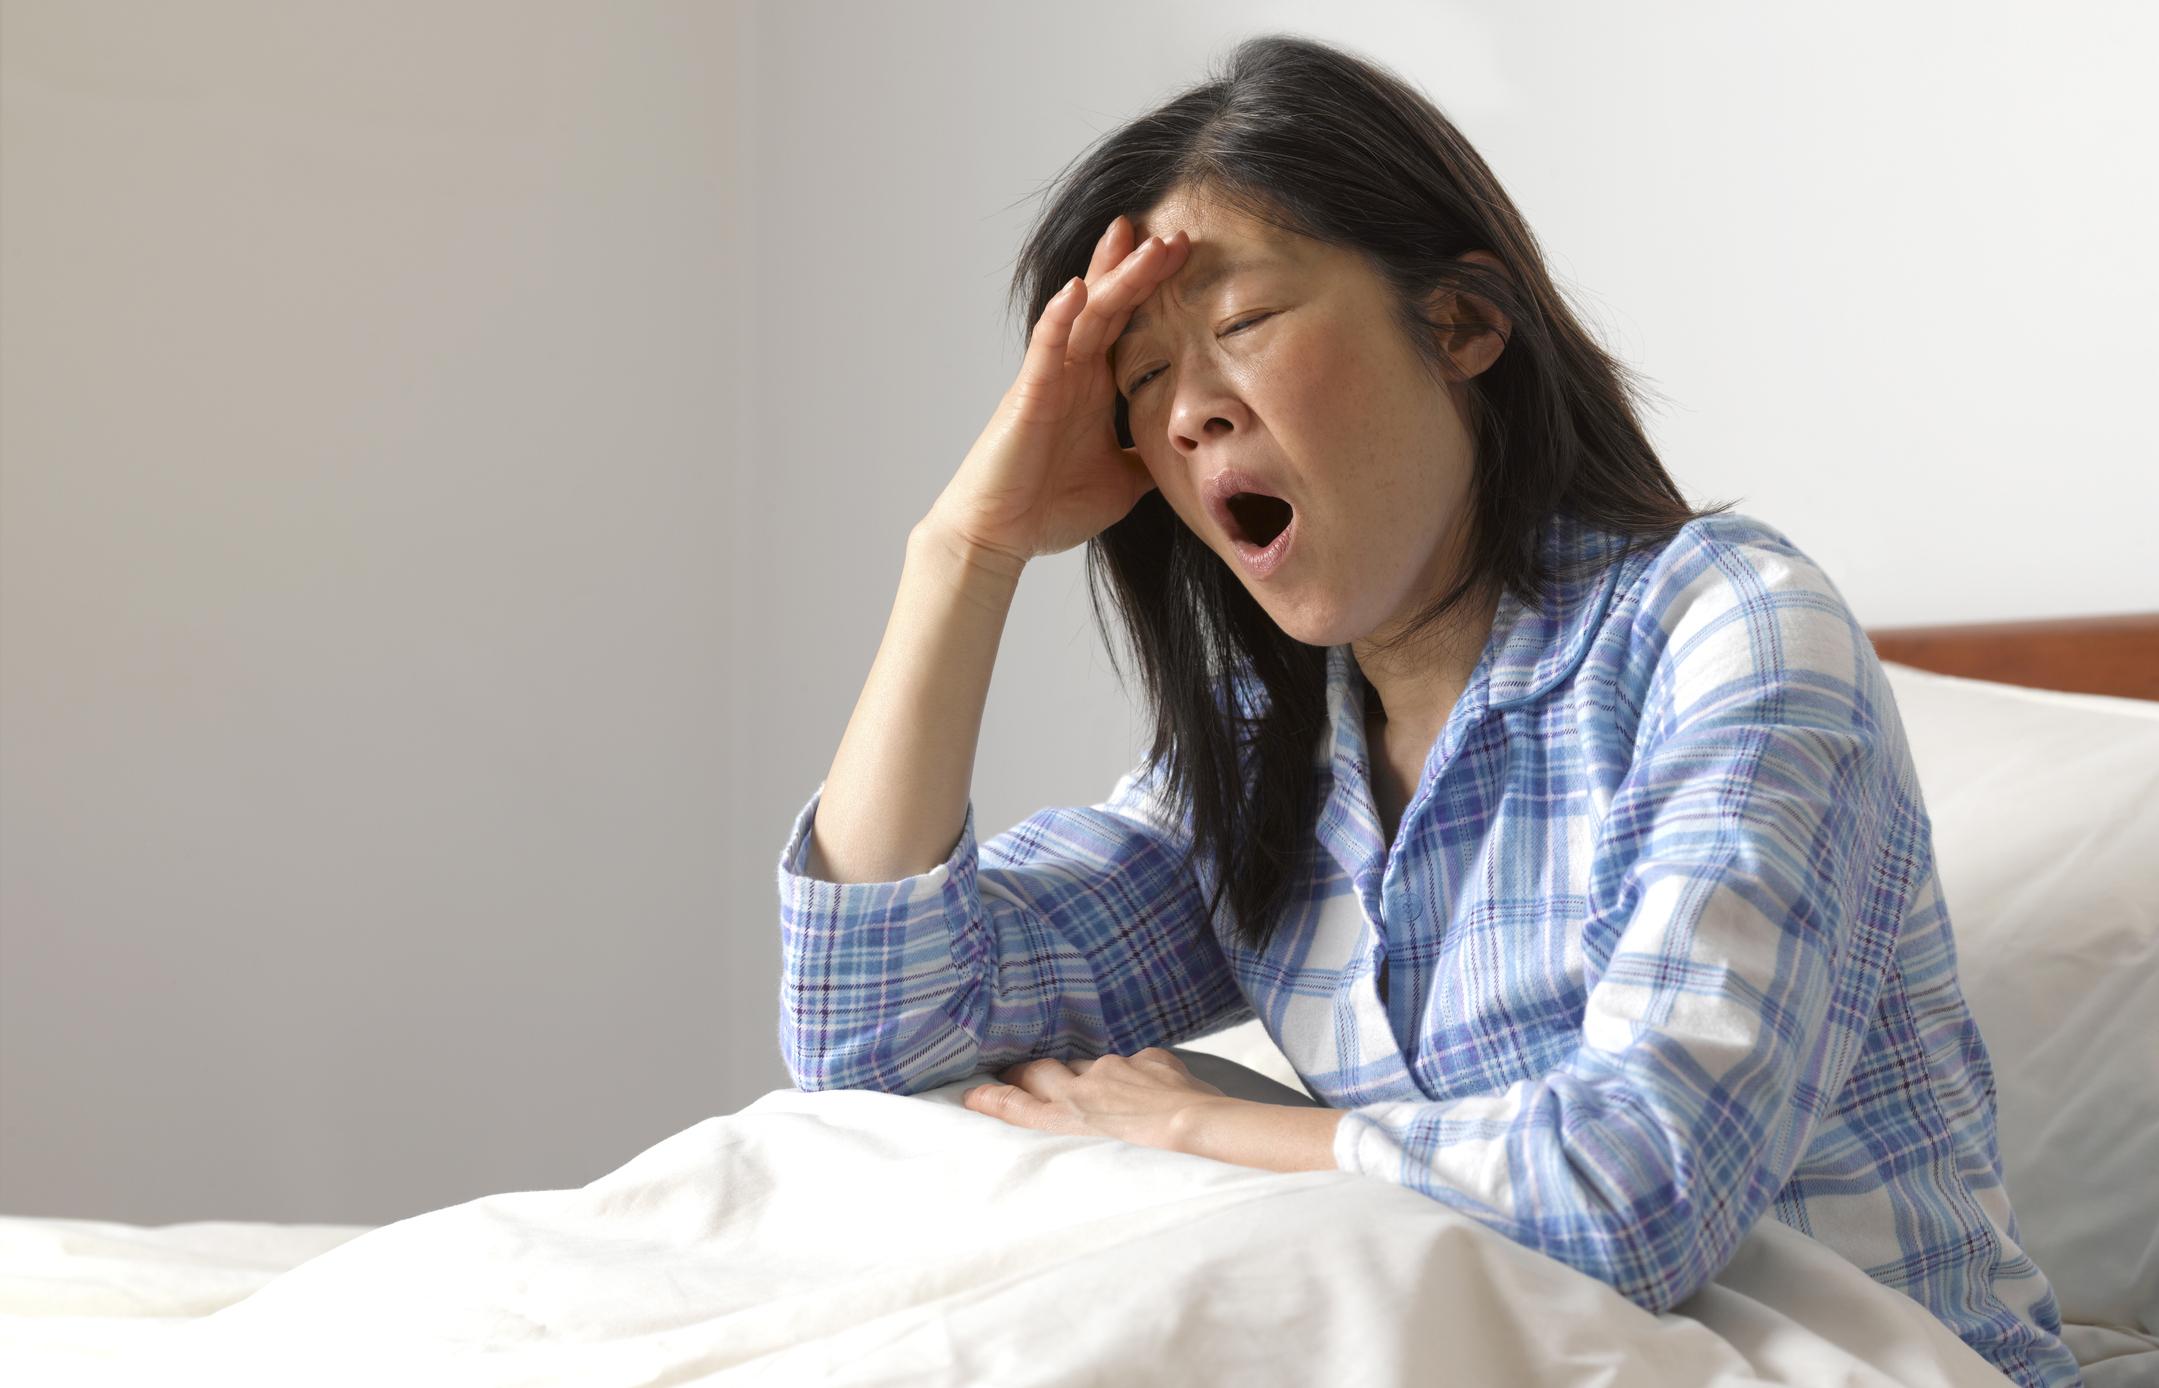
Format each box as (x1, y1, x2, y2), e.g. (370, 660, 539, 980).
(775, 509, 2080, 1388)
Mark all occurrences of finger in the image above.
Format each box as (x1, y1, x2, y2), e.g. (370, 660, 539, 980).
(962, 1083, 1004, 1113)
(1008, 1057, 1084, 1106)
(1024, 214, 1126, 374)
(1000, 1056, 1074, 1085)
(1068, 229, 1189, 372)
(1085, 214, 1130, 281)
(964, 1082, 1037, 1124)
(1068, 229, 1181, 367)
(1018, 274, 1090, 387)
(1017, 224, 1183, 398)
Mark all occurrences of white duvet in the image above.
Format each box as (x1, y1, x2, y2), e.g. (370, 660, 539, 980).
(15, 658, 2159, 1385)
(2, 1071, 2023, 1388)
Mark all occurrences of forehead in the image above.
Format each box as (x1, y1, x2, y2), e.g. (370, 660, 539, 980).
(1113, 201, 1314, 352)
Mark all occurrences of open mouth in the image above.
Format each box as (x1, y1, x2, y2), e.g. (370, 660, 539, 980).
(1203, 468, 1301, 579)
(1224, 492, 1295, 549)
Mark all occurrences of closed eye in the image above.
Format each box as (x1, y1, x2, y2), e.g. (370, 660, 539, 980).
(1126, 313, 1273, 393)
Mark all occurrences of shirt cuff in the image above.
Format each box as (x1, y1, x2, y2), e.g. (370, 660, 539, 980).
(1332, 1099, 1444, 1181)
(1334, 1102, 1384, 1175)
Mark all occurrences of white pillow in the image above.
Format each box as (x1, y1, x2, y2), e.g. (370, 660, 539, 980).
(1878, 660, 2159, 1336)
(1188, 660, 2159, 1335)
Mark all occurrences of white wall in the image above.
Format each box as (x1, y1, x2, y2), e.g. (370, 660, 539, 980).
(3, 0, 2152, 1225)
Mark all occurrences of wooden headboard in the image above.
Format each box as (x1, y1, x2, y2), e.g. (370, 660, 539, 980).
(1864, 611, 2159, 703)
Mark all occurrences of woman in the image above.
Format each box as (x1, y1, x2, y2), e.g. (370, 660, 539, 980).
(772, 34, 2079, 1388)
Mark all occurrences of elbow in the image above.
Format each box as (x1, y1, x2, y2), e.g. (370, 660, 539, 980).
(777, 1022, 892, 1094)
(1608, 1225, 1718, 1315)
(1585, 1173, 1749, 1315)
(1558, 1189, 1708, 1314)
(777, 999, 980, 1097)
(777, 1044, 938, 1096)
(778, 1036, 863, 1094)
(1555, 1105, 1733, 1313)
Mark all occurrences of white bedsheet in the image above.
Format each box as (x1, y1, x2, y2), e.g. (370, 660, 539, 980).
(0, 1073, 2036, 1388)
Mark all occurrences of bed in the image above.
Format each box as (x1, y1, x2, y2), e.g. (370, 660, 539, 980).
(3, 613, 2155, 1387)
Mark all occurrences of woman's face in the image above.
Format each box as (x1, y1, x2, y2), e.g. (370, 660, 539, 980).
(1111, 190, 1505, 650)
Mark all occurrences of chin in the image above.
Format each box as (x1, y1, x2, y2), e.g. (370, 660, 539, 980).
(1247, 592, 1359, 649)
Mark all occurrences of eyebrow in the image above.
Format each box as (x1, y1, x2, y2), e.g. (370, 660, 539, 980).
(1112, 257, 1275, 356)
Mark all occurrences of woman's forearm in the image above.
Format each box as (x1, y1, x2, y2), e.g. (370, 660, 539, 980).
(801, 519, 1025, 884)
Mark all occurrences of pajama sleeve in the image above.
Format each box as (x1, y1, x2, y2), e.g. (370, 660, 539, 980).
(774, 752, 1255, 1095)
(1332, 532, 1923, 1313)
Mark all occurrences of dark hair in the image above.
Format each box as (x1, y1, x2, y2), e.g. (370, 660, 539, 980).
(1005, 34, 1736, 955)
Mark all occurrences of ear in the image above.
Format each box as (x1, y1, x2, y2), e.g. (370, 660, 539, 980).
(1422, 250, 1513, 382)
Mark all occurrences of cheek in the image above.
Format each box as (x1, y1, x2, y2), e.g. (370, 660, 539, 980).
(1167, 488, 1209, 542)
(1128, 455, 1199, 536)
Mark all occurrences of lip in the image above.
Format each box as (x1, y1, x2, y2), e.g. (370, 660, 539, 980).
(1230, 505, 1299, 580)
(1203, 468, 1301, 581)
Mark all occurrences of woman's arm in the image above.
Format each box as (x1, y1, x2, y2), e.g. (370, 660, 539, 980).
(801, 518, 1021, 885)
(1328, 527, 1916, 1313)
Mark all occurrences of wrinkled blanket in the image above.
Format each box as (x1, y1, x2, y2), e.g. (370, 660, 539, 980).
(1, 1076, 2019, 1386)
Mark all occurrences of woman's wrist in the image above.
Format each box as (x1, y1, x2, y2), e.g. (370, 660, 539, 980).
(910, 514, 1027, 600)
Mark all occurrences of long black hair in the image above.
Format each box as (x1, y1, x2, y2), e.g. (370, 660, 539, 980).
(1005, 34, 1736, 954)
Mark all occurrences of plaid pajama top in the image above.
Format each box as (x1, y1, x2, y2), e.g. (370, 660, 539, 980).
(775, 508, 2080, 1388)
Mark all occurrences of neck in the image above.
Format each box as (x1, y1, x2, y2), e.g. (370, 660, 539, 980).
(1353, 581, 1501, 735)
